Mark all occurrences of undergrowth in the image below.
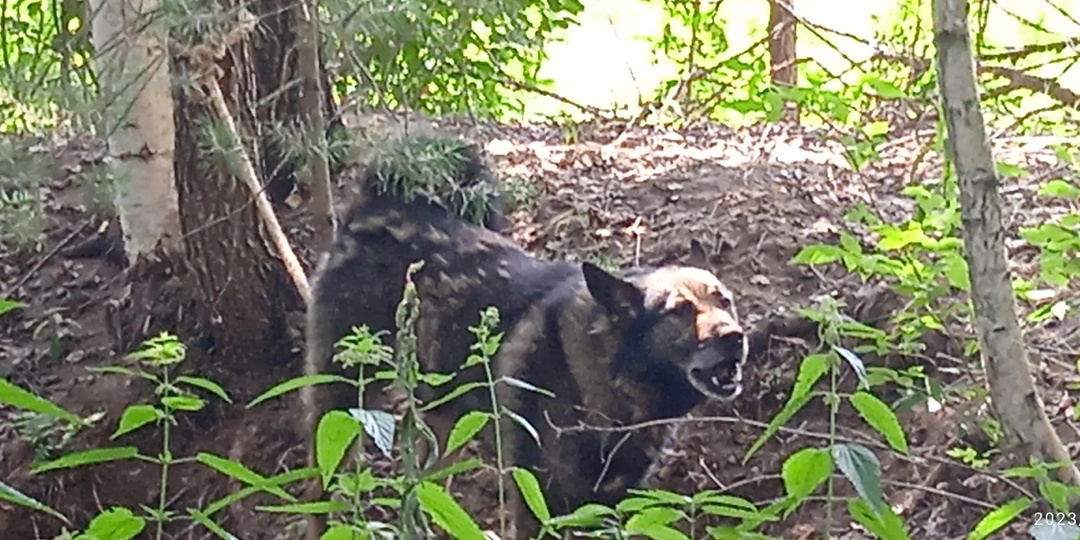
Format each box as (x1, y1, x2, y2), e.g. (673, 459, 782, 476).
(5, 229, 1080, 540)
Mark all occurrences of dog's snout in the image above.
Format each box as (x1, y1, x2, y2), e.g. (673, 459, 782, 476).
(716, 331, 745, 361)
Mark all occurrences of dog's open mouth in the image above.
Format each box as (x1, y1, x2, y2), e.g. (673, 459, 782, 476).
(688, 361, 741, 399)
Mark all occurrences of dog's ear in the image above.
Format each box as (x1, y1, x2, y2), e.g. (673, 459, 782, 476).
(688, 239, 710, 269)
(582, 262, 644, 321)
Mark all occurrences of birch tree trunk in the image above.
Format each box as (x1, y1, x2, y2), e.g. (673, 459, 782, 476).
(88, 0, 182, 264)
(932, 0, 1080, 488)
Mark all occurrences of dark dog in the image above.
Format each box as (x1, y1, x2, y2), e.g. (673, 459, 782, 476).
(301, 139, 748, 539)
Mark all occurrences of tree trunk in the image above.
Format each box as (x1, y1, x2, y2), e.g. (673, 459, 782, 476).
(294, 0, 335, 255)
(932, 0, 1080, 490)
(768, 0, 798, 122)
(167, 0, 333, 372)
(88, 0, 182, 264)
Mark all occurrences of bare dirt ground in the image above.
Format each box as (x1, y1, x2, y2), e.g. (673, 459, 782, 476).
(2, 118, 1079, 539)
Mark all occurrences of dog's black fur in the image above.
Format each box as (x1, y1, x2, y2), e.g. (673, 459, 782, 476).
(301, 137, 748, 539)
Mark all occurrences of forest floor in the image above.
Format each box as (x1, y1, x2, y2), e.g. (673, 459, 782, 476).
(2, 116, 1079, 540)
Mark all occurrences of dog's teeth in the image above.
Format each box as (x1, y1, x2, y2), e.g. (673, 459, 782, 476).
(711, 376, 720, 387)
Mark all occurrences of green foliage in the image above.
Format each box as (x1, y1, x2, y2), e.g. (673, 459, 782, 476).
(320, 0, 584, 119)
(0, 138, 50, 248)
(1019, 175, 1080, 324)
(791, 178, 974, 356)
(0, 331, 262, 539)
(364, 133, 503, 226)
(740, 300, 916, 539)
(0, 0, 95, 133)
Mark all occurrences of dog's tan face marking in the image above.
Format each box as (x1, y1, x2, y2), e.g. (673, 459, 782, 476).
(619, 265, 748, 400)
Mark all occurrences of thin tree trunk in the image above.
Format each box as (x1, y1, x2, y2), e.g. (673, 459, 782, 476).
(294, 0, 334, 254)
(932, 0, 1080, 490)
(88, 0, 181, 263)
(768, 0, 798, 122)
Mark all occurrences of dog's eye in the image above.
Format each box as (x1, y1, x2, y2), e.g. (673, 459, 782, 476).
(716, 295, 733, 310)
(668, 302, 695, 316)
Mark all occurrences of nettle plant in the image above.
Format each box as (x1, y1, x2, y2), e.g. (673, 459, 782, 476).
(739, 297, 913, 540)
(791, 176, 973, 357)
(1016, 166, 1080, 324)
(0, 327, 264, 540)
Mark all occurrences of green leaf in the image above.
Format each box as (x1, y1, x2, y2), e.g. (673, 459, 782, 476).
(941, 252, 971, 292)
(866, 77, 905, 99)
(633, 488, 690, 506)
(246, 374, 353, 408)
(616, 495, 662, 513)
(0, 378, 83, 424)
(848, 391, 910, 454)
(966, 497, 1031, 540)
(789, 244, 844, 266)
(0, 298, 26, 316)
(254, 500, 350, 514)
(863, 120, 891, 137)
(832, 443, 886, 516)
(416, 481, 486, 540)
(195, 453, 294, 501)
(420, 371, 456, 387)
(744, 353, 828, 462)
(0, 480, 69, 522)
(187, 508, 240, 540)
(160, 395, 205, 412)
(175, 375, 232, 403)
(420, 381, 485, 412)
(424, 457, 485, 483)
(839, 232, 862, 256)
(32, 446, 140, 474)
(111, 404, 162, 439)
(848, 498, 910, 540)
(878, 227, 931, 251)
(623, 520, 690, 540)
(444, 411, 490, 456)
(546, 503, 616, 528)
(1038, 480, 1071, 513)
(1039, 179, 1080, 198)
(699, 503, 776, 521)
(315, 410, 360, 486)
(781, 447, 832, 502)
(511, 467, 551, 522)
(321, 524, 361, 540)
(996, 161, 1029, 178)
(81, 507, 146, 540)
(350, 408, 396, 457)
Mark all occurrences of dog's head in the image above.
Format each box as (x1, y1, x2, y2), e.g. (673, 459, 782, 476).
(583, 240, 748, 405)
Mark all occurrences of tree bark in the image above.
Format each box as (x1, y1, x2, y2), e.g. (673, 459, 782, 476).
(293, 0, 334, 255)
(768, 0, 798, 122)
(88, 0, 182, 264)
(932, 0, 1080, 489)
(167, 0, 327, 370)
